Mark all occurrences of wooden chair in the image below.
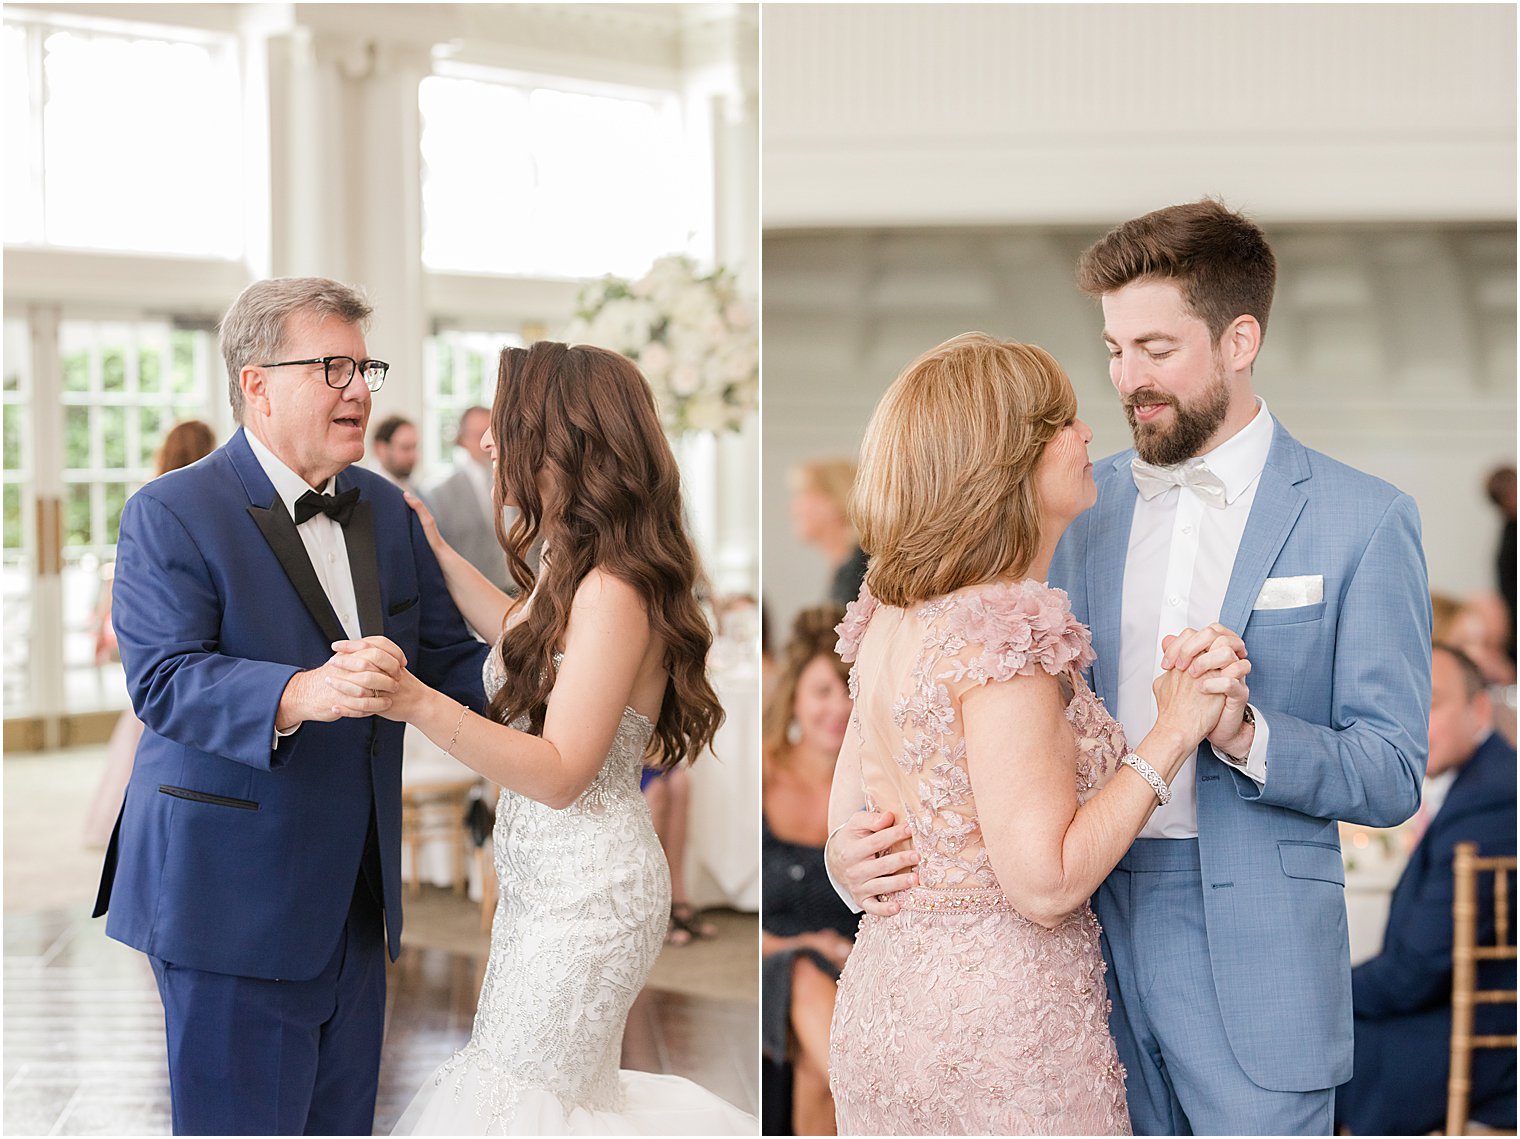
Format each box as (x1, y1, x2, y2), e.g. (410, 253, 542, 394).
(399, 778, 479, 897)
(1446, 842, 1518, 1137)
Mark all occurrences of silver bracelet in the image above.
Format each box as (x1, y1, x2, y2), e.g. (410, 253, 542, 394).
(1120, 751, 1171, 806)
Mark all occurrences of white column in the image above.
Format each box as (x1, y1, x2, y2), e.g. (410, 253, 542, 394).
(261, 28, 429, 433)
(678, 6, 759, 596)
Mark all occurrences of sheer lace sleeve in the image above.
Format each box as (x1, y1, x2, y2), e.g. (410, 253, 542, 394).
(931, 580, 1094, 688)
(834, 580, 879, 663)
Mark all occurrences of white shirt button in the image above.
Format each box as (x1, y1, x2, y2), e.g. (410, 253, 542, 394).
(1181, 524, 1194, 535)
(327, 552, 336, 564)
(1169, 595, 1181, 607)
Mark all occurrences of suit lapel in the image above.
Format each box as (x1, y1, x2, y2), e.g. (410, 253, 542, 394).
(1089, 454, 1137, 704)
(339, 478, 385, 637)
(1219, 419, 1311, 636)
(248, 496, 348, 646)
(230, 428, 348, 646)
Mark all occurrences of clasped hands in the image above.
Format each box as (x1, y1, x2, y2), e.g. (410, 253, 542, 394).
(830, 624, 1256, 916)
(1159, 622, 1255, 759)
(275, 635, 421, 730)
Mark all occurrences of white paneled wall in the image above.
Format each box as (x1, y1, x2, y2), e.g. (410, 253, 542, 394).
(762, 4, 1516, 226)
(762, 225, 1517, 639)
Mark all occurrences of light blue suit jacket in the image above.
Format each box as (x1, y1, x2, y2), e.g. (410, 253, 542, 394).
(1050, 416, 1430, 1092)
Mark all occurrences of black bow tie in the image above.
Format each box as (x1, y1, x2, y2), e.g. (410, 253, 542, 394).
(294, 487, 360, 527)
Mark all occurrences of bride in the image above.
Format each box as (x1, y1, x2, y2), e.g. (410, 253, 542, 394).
(360, 341, 755, 1134)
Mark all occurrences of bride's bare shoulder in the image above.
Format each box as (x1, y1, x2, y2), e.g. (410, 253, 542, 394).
(569, 569, 654, 643)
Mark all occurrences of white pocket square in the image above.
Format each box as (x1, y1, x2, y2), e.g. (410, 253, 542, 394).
(1254, 574, 1323, 610)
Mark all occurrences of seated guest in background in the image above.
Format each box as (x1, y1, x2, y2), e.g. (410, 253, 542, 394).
(788, 459, 867, 605)
(1485, 464, 1516, 660)
(1432, 591, 1463, 644)
(761, 605, 858, 1136)
(427, 405, 513, 596)
(641, 764, 718, 945)
(369, 414, 419, 494)
(1451, 592, 1518, 745)
(1336, 643, 1517, 1136)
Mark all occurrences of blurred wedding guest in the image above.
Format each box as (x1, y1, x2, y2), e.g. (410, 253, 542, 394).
(789, 459, 867, 605)
(83, 419, 217, 847)
(1452, 593, 1516, 685)
(427, 405, 511, 593)
(761, 602, 776, 705)
(1432, 591, 1463, 643)
(1336, 643, 1517, 1135)
(1485, 464, 1516, 660)
(370, 414, 419, 494)
(761, 605, 858, 1136)
(1449, 592, 1519, 746)
(642, 765, 718, 945)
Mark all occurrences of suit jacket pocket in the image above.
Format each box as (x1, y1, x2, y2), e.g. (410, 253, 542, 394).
(1278, 840, 1344, 885)
(159, 785, 260, 811)
(388, 595, 419, 617)
(1249, 601, 1326, 628)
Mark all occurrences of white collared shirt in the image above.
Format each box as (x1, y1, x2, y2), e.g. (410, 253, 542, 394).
(1421, 768, 1458, 822)
(1119, 398, 1275, 839)
(245, 430, 363, 642)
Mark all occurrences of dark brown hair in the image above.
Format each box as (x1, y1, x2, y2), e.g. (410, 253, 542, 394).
(1076, 199, 1277, 343)
(761, 604, 849, 763)
(371, 415, 412, 445)
(155, 420, 216, 477)
(487, 342, 722, 770)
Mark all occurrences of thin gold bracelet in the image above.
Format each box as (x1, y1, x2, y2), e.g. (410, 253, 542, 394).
(445, 703, 470, 756)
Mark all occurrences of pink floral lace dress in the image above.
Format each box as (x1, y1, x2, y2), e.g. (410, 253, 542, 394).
(829, 579, 1132, 1136)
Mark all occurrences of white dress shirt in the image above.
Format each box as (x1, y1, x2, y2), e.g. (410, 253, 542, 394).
(1120, 398, 1275, 839)
(247, 432, 365, 746)
(246, 431, 363, 642)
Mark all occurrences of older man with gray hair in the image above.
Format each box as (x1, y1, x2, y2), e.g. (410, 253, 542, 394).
(94, 276, 488, 1134)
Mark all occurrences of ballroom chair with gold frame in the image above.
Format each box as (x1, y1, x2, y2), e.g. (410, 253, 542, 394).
(1446, 842, 1518, 1136)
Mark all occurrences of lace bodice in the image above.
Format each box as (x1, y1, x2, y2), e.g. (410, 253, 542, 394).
(836, 579, 1127, 890)
(829, 580, 1133, 1135)
(422, 640, 669, 1129)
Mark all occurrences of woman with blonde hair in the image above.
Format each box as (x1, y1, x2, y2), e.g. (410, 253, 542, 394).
(790, 457, 869, 604)
(827, 333, 1250, 1134)
(761, 604, 858, 1136)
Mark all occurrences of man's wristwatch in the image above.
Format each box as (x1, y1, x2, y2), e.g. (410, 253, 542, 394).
(1221, 704, 1255, 766)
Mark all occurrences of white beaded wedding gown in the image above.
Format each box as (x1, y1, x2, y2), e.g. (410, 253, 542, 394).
(392, 647, 756, 1135)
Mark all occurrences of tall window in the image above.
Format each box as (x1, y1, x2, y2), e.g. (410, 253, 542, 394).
(58, 320, 218, 711)
(3, 318, 34, 710)
(419, 66, 687, 279)
(422, 329, 523, 481)
(3, 13, 242, 256)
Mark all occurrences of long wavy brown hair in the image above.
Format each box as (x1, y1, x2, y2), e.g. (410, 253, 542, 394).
(487, 341, 722, 769)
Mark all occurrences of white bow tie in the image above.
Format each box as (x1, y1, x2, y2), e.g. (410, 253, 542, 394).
(1131, 456, 1228, 508)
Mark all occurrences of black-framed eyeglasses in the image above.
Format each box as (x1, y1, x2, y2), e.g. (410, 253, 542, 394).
(256, 355, 389, 392)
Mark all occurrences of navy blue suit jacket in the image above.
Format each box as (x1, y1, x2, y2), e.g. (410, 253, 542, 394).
(1354, 731, 1517, 1021)
(93, 429, 488, 981)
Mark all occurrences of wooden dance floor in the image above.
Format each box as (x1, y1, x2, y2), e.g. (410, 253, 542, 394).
(4, 906, 758, 1135)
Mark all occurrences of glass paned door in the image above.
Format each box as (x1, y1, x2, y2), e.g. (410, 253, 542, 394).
(4, 308, 222, 741)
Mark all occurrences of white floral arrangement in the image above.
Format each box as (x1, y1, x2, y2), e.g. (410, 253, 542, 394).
(562, 255, 758, 435)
